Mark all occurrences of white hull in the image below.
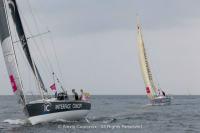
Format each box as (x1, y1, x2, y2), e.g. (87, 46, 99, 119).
(151, 96, 171, 106)
(28, 110, 90, 125)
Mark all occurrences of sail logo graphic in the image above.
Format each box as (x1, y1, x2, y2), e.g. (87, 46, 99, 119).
(9, 75, 17, 92)
(146, 86, 150, 93)
(43, 103, 52, 112)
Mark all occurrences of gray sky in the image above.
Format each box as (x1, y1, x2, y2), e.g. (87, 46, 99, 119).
(1, 0, 200, 95)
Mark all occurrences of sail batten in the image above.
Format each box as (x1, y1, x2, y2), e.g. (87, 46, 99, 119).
(136, 17, 158, 100)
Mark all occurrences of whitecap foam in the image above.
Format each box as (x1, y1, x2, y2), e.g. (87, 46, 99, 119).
(85, 118, 90, 123)
(51, 119, 78, 123)
(142, 104, 153, 108)
(3, 119, 27, 125)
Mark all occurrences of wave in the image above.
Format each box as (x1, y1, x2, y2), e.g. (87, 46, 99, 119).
(3, 119, 28, 125)
(49, 118, 92, 124)
(52, 119, 75, 123)
(89, 116, 117, 124)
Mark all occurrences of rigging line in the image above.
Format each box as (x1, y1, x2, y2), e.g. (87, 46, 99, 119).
(17, 38, 38, 97)
(12, 31, 50, 44)
(29, 38, 50, 79)
(25, 0, 55, 73)
(18, 17, 50, 86)
(49, 31, 66, 90)
(25, 0, 66, 92)
(15, 10, 45, 97)
(14, 0, 49, 98)
(15, 2, 52, 78)
(26, 0, 66, 91)
(28, 38, 51, 96)
(18, 10, 51, 82)
(12, 17, 46, 98)
(53, 72, 65, 92)
(32, 58, 45, 99)
(15, 39, 35, 97)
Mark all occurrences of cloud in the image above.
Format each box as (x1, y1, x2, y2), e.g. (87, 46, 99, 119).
(17, 0, 200, 36)
(1, 0, 200, 95)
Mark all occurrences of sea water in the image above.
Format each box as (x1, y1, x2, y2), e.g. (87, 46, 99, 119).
(0, 95, 200, 133)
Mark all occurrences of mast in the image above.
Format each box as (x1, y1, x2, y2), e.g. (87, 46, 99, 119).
(136, 16, 158, 100)
(0, 0, 26, 105)
(7, 0, 48, 95)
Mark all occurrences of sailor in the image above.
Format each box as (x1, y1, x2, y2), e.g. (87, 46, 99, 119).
(80, 89, 86, 101)
(64, 91, 69, 100)
(72, 89, 79, 100)
(158, 89, 161, 96)
(162, 91, 166, 96)
(55, 91, 58, 98)
(57, 92, 65, 100)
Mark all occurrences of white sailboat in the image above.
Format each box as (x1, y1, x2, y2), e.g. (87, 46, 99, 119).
(136, 16, 171, 105)
(0, 0, 91, 125)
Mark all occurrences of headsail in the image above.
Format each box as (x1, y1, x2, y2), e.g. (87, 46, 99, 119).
(136, 17, 158, 100)
(7, 0, 47, 93)
(0, 0, 25, 105)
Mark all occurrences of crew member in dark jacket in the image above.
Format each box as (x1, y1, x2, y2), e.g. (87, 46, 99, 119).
(72, 89, 79, 100)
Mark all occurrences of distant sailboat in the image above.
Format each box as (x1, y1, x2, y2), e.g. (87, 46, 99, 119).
(136, 16, 171, 105)
(0, 0, 91, 125)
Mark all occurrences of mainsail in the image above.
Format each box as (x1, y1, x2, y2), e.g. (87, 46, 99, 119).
(0, 0, 25, 105)
(7, 0, 47, 93)
(136, 18, 158, 100)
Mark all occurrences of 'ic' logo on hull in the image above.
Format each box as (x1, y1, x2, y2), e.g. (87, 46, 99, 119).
(43, 103, 52, 112)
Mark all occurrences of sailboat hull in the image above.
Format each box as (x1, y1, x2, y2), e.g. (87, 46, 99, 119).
(26, 99, 91, 125)
(28, 109, 90, 125)
(151, 96, 171, 106)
